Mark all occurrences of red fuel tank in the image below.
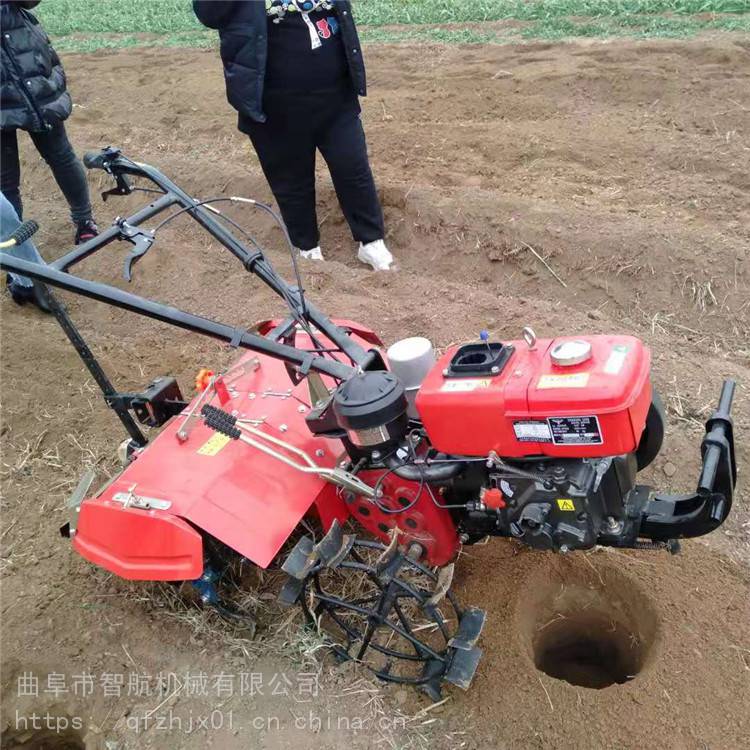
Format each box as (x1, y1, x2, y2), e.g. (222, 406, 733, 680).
(415, 335, 652, 459)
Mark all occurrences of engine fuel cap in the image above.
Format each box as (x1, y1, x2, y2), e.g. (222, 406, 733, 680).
(550, 339, 592, 367)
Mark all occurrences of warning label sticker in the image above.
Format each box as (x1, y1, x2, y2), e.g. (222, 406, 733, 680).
(547, 415, 603, 445)
(441, 378, 492, 392)
(197, 432, 231, 456)
(557, 498, 576, 511)
(513, 421, 553, 442)
(537, 372, 589, 389)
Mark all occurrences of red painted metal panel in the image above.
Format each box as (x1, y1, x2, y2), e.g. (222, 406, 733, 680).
(74, 322, 383, 575)
(73, 501, 203, 581)
(417, 335, 651, 458)
(345, 471, 461, 567)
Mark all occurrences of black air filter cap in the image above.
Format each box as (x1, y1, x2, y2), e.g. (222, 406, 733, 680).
(333, 371, 407, 430)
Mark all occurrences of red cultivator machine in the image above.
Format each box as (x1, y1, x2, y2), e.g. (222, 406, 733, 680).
(0, 151, 737, 697)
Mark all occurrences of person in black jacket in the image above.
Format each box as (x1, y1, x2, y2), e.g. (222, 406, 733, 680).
(0, 0, 98, 256)
(193, 0, 393, 271)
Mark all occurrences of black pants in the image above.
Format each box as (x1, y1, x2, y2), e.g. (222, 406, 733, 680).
(0, 123, 92, 223)
(241, 85, 384, 251)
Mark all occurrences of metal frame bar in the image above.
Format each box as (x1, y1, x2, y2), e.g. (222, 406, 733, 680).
(1, 254, 356, 381)
(51, 193, 177, 271)
(0, 150, 368, 376)
(86, 154, 369, 367)
(40, 286, 148, 445)
(0, 149, 374, 444)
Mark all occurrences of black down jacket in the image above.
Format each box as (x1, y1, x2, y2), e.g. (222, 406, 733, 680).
(192, 0, 367, 123)
(0, 0, 71, 131)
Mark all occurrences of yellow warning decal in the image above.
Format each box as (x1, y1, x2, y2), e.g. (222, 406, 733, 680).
(197, 432, 230, 456)
(537, 373, 589, 389)
(556, 498, 576, 511)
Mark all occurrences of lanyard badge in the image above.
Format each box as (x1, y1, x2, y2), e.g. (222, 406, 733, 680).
(300, 11, 322, 50)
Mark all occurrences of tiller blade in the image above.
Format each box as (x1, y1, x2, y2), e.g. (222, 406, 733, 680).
(60, 468, 96, 539)
(280, 522, 485, 699)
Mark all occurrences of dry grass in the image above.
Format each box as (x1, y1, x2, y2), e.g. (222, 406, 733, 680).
(90, 570, 459, 750)
(678, 272, 719, 312)
(0, 380, 121, 575)
(663, 377, 716, 427)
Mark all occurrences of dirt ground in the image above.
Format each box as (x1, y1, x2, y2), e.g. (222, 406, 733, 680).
(1, 35, 749, 750)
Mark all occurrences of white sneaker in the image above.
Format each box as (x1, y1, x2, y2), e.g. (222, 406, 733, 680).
(358, 239, 394, 271)
(298, 246, 324, 261)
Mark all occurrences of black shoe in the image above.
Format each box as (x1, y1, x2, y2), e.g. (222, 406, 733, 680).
(75, 219, 99, 245)
(5, 276, 51, 314)
(6, 274, 31, 306)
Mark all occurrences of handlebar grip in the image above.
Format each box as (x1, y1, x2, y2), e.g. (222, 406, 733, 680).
(83, 150, 109, 170)
(0, 219, 39, 247)
(83, 147, 122, 170)
(11, 219, 39, 245)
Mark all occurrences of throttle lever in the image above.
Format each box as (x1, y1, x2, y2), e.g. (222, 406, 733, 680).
(83, 147, 132, 201)
(102, 172, 133, 202)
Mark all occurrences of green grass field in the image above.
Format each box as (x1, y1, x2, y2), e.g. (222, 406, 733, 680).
(37, 0, 750, 52)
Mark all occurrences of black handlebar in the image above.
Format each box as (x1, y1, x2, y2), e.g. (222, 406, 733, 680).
(699, 378, 737, 496)
(0, 147, 369, 382)
(83, 147, 121, 171)
(77, 147, 372, 369)
(715, 378, 735, 416)
(641, 378, 737, 540)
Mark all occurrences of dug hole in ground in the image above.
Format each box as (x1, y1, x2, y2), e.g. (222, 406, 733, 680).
(1, 36, 749, 750)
